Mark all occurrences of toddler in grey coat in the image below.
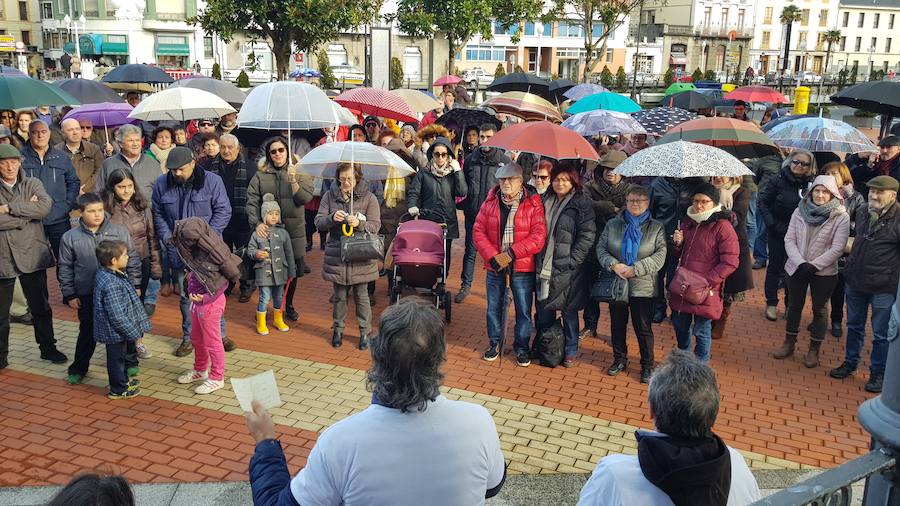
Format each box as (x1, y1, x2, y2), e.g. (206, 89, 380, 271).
(247, 193, 296, 335)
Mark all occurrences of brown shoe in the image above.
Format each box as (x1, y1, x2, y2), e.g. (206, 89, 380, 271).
(159, 283, 173, 297)
(803, 340, 822, 368)
(223, 336, 237, 352)
(772, 334, 796, 359)
(173, 340, 193, 357)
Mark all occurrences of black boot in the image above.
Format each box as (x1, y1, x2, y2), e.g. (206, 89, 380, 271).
(359, 334, 370, 351)
(285, 277, 300, 321)
(332, 330, 343, 348)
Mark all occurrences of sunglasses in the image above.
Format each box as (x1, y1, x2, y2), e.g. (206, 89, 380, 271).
(80, 126, 92, 130)
(791, 159, 811, 167)
(534, 175, 550, 180)
(199, 122, 214, 127)
(433, 152, 449, 158)
(270, 147, 286, 154)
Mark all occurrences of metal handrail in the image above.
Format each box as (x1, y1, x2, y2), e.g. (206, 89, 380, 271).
(752, 446, 896, 505)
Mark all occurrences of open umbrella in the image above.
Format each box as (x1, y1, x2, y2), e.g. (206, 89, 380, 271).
(663, 91, 714, 111)
(128, 87, 235, 122)
(765, 117, 878, 154)
(487, 72, 551, 96)
(482, 121, 599, 161)
(631, 107, 697, 136)
(298, 141, 415, 180)
(656, 117, 780, 159)
(548, 79, 576, 104)
(481, 92, 562, 122)
(436, 108, 501, 131)
(63, 102, 135, 145)
(565, 92, 641, 114)
(289, 68, 321, 78)
(390, 88, 442, 113)
(238, 81, 342, 130)
(0, 75, 80, 109)
(831, 81, 900, 138)
(725, 85, 788, 104)
(101, 63, 174, 85)
(664, 83, 696, 96)
(52, 78, 124, 104)
(760, 113, 815, 133)
(169, 77, 246, 108)
(433, 75, 463, 87)
(0, 65, 27, 77)
(613, 141, 754, 178)
(561, 110, 647, 136)
(335, 87, 418, 123)
(563, 83, 607, 102)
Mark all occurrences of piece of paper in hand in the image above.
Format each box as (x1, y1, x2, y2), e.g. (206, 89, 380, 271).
(230, 370, 282, 412)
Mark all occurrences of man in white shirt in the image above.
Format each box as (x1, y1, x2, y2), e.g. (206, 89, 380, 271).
(245, 299, 507, 506)
(578, 350, 761, 506)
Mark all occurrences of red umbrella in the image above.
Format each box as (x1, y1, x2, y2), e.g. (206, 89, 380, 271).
(334, 87, 418, 123)
(433, 75, 463, 87)
(482, 121, 599, 161)
(725, 85, 788, 103)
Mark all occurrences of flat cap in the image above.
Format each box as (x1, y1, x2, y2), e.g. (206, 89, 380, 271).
(166, 146, 195, 170)
(0, 144, 21, 160)
(866, 175, 900, 192)
(598, 150, 627, 169)
(878, 135, 900, 148)
(495, 162, 524, 179)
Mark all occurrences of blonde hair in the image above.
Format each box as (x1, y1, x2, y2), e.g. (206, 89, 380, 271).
(820, 161, 853, 187)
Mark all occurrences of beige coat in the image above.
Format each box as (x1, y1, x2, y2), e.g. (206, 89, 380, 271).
(0, 168, 55, 278)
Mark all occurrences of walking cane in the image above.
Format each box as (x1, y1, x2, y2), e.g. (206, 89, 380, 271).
(497, 268, 511, 369)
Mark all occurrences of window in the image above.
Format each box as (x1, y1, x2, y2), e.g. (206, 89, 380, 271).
(606, 48, 613, 63)
(403, 47, 422, 81)
(738, 9, 745, 28)
(800, 9, 809, 26)
(761, 31, 771, 49)
(702, 7, 711, 26)
(871, 37, 877, 51)
(592, 22, 604, 37)
(326, 44, 347, 65)
(839, 36, 846, 51)
(842, 11, 849, 27)
(18, 1, 27, 20)
(819, 9, 828, 27)
(887, 38, 892, 53)
(493, 21, 517, 36)
(764, 7, 773, 24)
(83, 0, 98, 16)
(671, 43, 687, 53)
(203, 36, 213, 59)
(858, 12, 865, 28)
(798, 31, 807, 50)
(890, 14, 895, 29)
(721, 8, 729, 28)
(156, 0, 185, 18)
(524, 22, 535, 36)
(464, 45, 507, 61)
(855, 36, 862, 51)
(21, 30, 30, 45)
(41, 1, 52, 18)
(556, 21, 583, 37)
(874, 13, 880, 28)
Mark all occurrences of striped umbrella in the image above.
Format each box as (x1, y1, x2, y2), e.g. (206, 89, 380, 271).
(725, 85, 788, 103)
(481, 92, 562, 123)
(656, 117, 780, 159)
(631, 107, 697, 136)
(334, 87, 418, 123)
(561, 110, 647, 136)
(765, 117, 878, 154)
(481, 120, 599, 161)
(565, 92, 641, 114)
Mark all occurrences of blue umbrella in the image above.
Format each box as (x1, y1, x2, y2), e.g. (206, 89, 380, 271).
(0, 65, 27, 77)
(53, 78, 125, 104)
(563, 83, 607, 102)
(289, 68, 321, 78)
(565, 92, 641, 114)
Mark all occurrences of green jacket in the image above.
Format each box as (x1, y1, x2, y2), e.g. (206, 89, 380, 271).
(596, 214, 668, 298)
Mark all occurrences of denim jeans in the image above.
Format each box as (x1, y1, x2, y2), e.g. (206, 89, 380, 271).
(257, 285, 286, 313)
(747, 191, 758, 254)
(844, 287, 894, 374)
(753, 205, 768, 261)
(460, 214, 477, 288)
(673, 311, 713, 362)
(176, 269, 226, 342)
(144, 278, 160, 305)
(486, 271, 535, 355)
(536, 305, 580, 358)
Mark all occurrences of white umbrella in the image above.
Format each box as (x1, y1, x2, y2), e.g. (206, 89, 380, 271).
(237, 81, 341, 130)
(390, 88, 441, 113)
(298, 141, 415, 180)
(331, 102, 358, 126)
(127, 87, 235, 121)
(613, 141, 754, 178)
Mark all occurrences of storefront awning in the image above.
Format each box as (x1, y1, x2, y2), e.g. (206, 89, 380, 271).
(103, 41, 129, 55)
(156, 43, 189, 56)
(78, 34, 103, 56)
(63, 42, 76, 54)
(669, 53, 688, 65)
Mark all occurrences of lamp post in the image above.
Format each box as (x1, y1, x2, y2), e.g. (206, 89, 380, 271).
(112, 0, 145, 64)
(535, 22, 544, 77)
(63, 13, 85, 59)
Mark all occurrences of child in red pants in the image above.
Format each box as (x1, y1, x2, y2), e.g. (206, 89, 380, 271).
(177, 271, 227, 394)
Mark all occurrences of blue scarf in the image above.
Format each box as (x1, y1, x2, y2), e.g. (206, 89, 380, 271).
(622, 210, 650, 266)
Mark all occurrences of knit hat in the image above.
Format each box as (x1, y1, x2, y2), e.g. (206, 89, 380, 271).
(261, 193, 281, 219)
(692, 182, 721, 205)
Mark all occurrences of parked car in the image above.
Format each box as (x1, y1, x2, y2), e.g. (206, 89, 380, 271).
(800, 71, 822, 84)
(224, 65, 273, 84)
(462, 67, 494, 88)
(330, 64, 365, 87)
(625, 72, 657, 86)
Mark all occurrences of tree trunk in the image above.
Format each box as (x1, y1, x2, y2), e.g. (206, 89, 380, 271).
(780, 24, 793, 92)
(270, 36, 292, 81)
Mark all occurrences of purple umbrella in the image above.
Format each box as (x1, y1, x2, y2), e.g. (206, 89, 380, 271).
(64, 102, 136, 144)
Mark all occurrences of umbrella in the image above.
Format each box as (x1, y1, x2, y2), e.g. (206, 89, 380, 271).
(0, 65, 27, 77)
(331, 103, 359, 126)
(238, 81, 342, 130)
(487, 72, 551, 96)
(656, 117, 780, 159)
(664, 83, 696, 96)
(613, 141, 754, 178)
(663, 91, 714, 110)
(760, 113, 815, 133)
(632, 107, 697, 136)
(103, 82, 157, 93)
(101, 64, 174, 84)
(128, 87, 236, 122)
(548, 79, 576, 104)
(481, 121, 599, 161)
(334, 87, 418, 123)
(564, 83, 608, 102)
(52, 78, 124, 104)
(831, 81, 900, 138)
(561, 110, 647, 136)
(433, 75, 463, 87)
(63, 102, 135, 145)
(725, 85, 788, 103)
(169, 77, 246, 108)
(0, 75, 81, 109)
(481, 91, 562, 123)
(390, 88, 442, 113)
(765, 117, 878, 154)
(289, 68, 321, 78)
(436, 108, 501, 131)
(565, 92, 641, 114)
(298, 141, 416, 180)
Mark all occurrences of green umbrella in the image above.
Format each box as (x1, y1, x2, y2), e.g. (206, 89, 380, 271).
(0, 75, 81, 109)
(664, 83, 697, 96)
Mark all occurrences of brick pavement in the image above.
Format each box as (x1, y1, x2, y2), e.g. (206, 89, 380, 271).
(0, 235, 879, 486)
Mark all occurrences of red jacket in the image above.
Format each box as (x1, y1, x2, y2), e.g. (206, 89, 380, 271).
(473, 186, 546, 273)
(668, 210, 740, 320)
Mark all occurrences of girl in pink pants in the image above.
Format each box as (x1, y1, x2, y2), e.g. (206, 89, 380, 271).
(177, 271, 227, 394)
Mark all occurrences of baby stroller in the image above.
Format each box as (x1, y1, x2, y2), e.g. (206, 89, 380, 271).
(389, 210, 451, 322)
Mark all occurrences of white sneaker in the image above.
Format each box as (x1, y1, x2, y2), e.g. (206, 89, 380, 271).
(136, 343, 153, 359)
(194, 379, 224, 394)
(177, 369, 208, 384)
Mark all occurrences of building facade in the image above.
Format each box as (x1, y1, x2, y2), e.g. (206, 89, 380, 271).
(834, 0, 900, 77)
(0, 0, 43, 74)
(749, 0, 841, 77)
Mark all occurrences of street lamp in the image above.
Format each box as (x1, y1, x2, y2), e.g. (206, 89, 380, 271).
(112, 0, 145, 64)
(63, 13, 86, 60)
(535, 22, 544, 76)
(867, 45, 875, 81)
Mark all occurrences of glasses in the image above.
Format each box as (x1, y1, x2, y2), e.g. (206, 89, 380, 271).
(791, 159, 811, 167)
(80, 126, 92, 130)
(433, 152, 449, 158)
(269, 147, 286, 154)
(199, 122, 214, 127)
(338, 177, 355, 183)
(626, 198, 649, 204)
(693, 198, 714, 205)
(534, 175, 550, 180)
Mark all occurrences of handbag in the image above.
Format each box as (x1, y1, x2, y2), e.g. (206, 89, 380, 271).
(591, 269, 629, 304)
(340, 231, 385, 263)
(667, 228, 712, 305)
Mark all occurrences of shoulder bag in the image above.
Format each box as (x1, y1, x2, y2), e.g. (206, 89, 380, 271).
(668, 228, 712, 305)
(340, 231, 385, 263)
(591, 268, 629, 304)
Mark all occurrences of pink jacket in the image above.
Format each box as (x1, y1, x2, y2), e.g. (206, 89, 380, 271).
(784, 176, 850, 277)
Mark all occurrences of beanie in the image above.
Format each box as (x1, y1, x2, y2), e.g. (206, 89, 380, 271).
(261, 193, 281, 219)
(692, 182, 721, 205)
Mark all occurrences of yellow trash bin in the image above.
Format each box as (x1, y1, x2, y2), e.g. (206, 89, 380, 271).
(793, 86, 810, 115)
(722, 83, 737, 93)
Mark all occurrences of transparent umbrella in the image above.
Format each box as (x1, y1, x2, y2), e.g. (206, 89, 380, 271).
(127, 87, 235, 122)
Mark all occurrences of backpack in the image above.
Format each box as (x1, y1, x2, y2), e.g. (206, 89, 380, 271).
(536, 320, 565, 368)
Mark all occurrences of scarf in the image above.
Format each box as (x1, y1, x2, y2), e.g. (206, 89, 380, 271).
(687, 205, 723, 224)
(500, 189, 523, 253)
(716, 181, 740, 210)
(150, 143, 174, 171)
(798, 195, 842, 226)
(840, 184, 856, 201)
(590, 177, 629, 207)
(875, 152, 900, 176)
(430, 157, 458, 177)
(538, 191, 574, 301)
(622, 210, 650, 266)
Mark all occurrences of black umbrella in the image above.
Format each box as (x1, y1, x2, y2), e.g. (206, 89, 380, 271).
(663, 91, 714, 111)
(52, 78, 124, 104)
(169, 77, 246, 109)
(436, 108, 501, 131)
(831, 81, 900, 138)
(487, 72, 551, 96)
(548, 79, 576, 104)
(101, 64, 174, 84)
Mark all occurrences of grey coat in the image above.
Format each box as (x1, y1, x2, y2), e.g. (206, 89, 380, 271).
(57, 216, 142, 302)
(596, 214, 668, 298)
(246, 225, 296, 287)
(247, 157, 314, 263)
(315, 182, 381, 286)
(0, 169, 55, 279)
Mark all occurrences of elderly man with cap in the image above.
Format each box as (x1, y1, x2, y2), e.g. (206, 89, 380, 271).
(473, 162, 546, 365)
(830, 175, 900, 393)
(362, 116, 381, 145)
(152, 146, 234, 357)
(850, 135, 900, 197)
(0, 144, 66, 369)
(56, 118, 104, 194)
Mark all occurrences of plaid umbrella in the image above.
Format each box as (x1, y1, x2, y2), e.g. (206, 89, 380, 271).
(561, 110, 647, 136)
(335, 87, 418, 123)
(631, 107, 697, 136)
(656, 117, 780, 159)
(613, 140, 754, 178)
(765, 117, 878, 154)
(481, 92, 562, 122)
(565, 92, 641, 114)
(563, 83, 607, 101)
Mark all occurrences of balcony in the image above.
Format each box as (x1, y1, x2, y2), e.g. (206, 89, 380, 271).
(695, 25, 754, 39)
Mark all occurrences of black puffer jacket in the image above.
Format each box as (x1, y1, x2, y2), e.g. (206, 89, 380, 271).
(758, 166, 813, 237)
(406, 164, 467, 239)
(844, 202, 900, 294)
(462, 147, 510, 219)
(724, 183, 754, 295)
(536, 190, 596, 312)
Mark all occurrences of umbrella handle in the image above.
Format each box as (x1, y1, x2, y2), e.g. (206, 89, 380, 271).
(342, 224, 354, 237)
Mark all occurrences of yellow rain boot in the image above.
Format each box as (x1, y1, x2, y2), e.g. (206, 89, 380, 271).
(256, 312, 269, 336)
(273, 309, 290, 332)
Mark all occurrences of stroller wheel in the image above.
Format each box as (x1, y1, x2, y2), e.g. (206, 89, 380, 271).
(443, 291, 452, 322)
(390, 286, 401, 304)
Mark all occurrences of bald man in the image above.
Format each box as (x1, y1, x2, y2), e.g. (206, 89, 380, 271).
(56, 117, 104, 194)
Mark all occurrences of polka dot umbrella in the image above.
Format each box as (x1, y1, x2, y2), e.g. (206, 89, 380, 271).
(631, 107, 697, 136)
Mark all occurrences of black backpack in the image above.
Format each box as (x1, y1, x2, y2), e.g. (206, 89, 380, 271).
(536, 320, 565, 368)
